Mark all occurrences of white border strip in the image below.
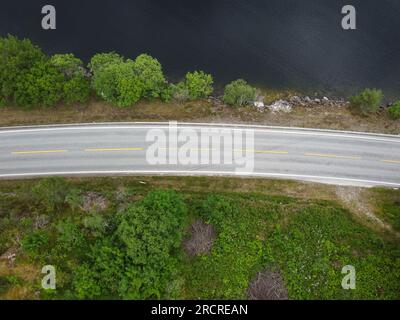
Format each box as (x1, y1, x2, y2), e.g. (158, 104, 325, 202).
(0, 170, 399, 187)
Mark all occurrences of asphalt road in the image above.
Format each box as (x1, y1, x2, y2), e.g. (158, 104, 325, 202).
(1, 122, 400, 187)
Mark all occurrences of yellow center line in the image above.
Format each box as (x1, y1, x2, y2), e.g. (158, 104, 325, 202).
(12, 150, 68, 155)
(85, 148, 144, 152)
(235, 149, 289, 154)
(304, 153, 361, 160)
(382, 159, 400, 164)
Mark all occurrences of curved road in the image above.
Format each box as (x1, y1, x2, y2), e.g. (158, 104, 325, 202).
(1, 122, 400, 187)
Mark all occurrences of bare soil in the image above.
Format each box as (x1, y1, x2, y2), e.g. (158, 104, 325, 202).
(1, 96, 399, 134)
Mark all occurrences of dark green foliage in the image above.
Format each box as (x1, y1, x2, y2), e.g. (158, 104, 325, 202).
(32, 177, 70, 213)
(0, 35, 46, 101)
(56, 219, 85, 251)
(223, 79, 257, 107)
(21, 230, 49, 255)
(14, 60, 64, 108)
(349, 88, 383, 115)
(388, 101, 400, 120)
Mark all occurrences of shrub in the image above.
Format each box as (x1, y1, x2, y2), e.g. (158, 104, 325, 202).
(171, 82, 190, 103)
(133, 54, 166, 99)
(88, 52, 123, 75)
(388, 101, 400, 120)
(92, 61, 143, 107)
(56, 219, 85, 251)
(21, 230, 49, 255)
(50, 53, 91, 104)
(223, 79, 257, 107)
(184, 71, 214, 100)
(349, 88, 383, 115)
(14, 60, 64, 108)
(32, 177, 70, 213)
(0, 35, 46, 101)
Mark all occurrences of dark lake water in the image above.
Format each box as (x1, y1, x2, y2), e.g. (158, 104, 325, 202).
(1, 0, 400, 98)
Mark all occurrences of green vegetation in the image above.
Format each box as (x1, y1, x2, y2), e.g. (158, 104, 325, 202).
(349, 88, 383, 115)
(223, 79, 257, 107)
(0, 177, 399, 300)
(388, 101, 400, 120)
(0, 35, 217, 109)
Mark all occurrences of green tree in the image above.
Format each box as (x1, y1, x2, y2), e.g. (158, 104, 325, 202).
(133, 54, 166, 99)
(223, 79, 257, 107)
(50, 53, 91, 104)
(88, 52, 123, 75)
(56, 219, 85, 251)
(388, 101, 400, 120)
(14, 60, 64, 108)
(184, 71, 214, 100)
(0, 35, 46, 101)
(92, 61, 143, 107)
(349, 88, 383, 115)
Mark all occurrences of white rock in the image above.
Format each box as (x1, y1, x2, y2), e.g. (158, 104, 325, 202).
(266, 100, 292, 113)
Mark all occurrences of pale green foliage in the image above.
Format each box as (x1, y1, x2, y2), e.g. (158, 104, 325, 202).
(349, 88, 383, 115)
(133, 54, 166, 99)
(223, 79, 257, 107)
(92, 61, 143, 107)
(184, 71, 214, 100)
(388, 101, 400, 120)
(88, 52, 123, 75)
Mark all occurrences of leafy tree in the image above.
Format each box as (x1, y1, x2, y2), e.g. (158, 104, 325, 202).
(92, 61, 143, 107)
(50, 53, 91, 104)
(184, 71, 214, 100)
(133, 54, 166, 99)
(65, 188, 83, 212)
(14, 60, 64, 108)
(0, 35, 46, 101)
(223, 79, 257, 107)
(71, 189, 188, 299)
(349, 88, 383, 115)
(88, 52, 123, 75)
(388, 101, 400, 120)
(83, 213, 106, 237)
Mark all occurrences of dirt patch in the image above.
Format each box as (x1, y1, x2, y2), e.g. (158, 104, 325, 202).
(81, 192, 108, 212)
(335, 186, 399, 237)
(1, 96, 399, 134)
(247, 269, 288, 300)
(183, 219, 216, 257)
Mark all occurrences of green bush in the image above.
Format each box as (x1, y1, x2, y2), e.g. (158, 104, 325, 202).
(223, 79, 257, 107)
(56, 219, 85, 251)
(184, 71, 214, 100)
(388, 101, 400, 120)
(349, 88, 383, 115)
(88, 52, 123, 75)
(171, 82, 190, 103)
(32, 177, 70, 213)
(133, 54, 166, 99)
(14, 60, 64, 108)
(92, 61, 143, 107)
(0, 35, 46, 101)
(21, 230, 49, 255)
(50, 53, 91, 104)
